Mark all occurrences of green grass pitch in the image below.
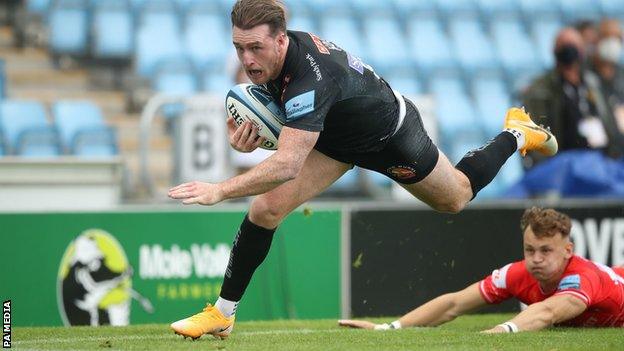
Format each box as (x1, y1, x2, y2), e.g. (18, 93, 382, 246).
(13, 314, 624, 350)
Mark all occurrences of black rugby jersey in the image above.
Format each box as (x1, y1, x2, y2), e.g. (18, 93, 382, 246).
(264, 30, 400, 153)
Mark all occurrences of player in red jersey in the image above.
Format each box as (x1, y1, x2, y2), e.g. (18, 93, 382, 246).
(339, 208, 624, 333)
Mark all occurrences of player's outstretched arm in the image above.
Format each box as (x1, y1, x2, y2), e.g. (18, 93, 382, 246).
(339, 282, 487, 330)
(482, 294, 587, 333)
(168, 126, 319, 205)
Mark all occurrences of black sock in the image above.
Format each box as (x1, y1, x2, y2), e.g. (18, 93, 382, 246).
(219, 214, 276, 301)
(455, 132, 517, 198)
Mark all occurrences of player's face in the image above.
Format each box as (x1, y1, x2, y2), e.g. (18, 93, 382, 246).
(232, 24, 288, 85)
(523, 226, 573, 282)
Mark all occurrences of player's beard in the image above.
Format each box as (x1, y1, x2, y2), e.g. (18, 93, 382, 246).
(266, 44, 283, 82)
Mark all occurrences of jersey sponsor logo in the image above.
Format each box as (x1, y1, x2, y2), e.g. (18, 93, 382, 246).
(285, 91, 315, 121)
(558, 274, 581, 290)
(305, 53, 323, 81)
(492, 263, 511, 289)
(387, 166, 416, 180)
(347, 53, 364, 75)
(309, 33, 330, 55)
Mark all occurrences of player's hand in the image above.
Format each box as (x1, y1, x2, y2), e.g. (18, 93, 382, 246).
(338, 319, 377, 330)
(168, 181, 225, 206)
(480, 325, 507, 334)
(227, 117, 266, 152)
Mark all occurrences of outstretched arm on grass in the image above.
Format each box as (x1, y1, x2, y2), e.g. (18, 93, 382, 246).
(339, 282, 487, 330)
(482, 294, 587, 333)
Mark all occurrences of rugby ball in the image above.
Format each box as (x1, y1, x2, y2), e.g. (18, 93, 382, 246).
(225, 84, 285, 150)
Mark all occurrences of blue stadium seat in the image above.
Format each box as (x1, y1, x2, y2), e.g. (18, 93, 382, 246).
(284, 0, 312, 15)
(219, 0, 237, 14)
(305, 0, 351, 15)
(519, 0, 561, 20)
(52, 101, 118, 156)
(348, 0, 395, 15)
(137, 0, 181, 29)
(476, 0, 519, 18)
(153, 58, 199, 96)
(558, 0, 602, 22)
(498, 153, 524, 191)
(392, 0, 437, 17)
(202, 62, 232, 99)
(0, 100, 61, 157)
(383, 68, 422, 96)
(491, 19, 541, 80)
(530, 18, 562, 69)
(152, 57, 199, 118)
(436, 0, 479, 19)
(48, 0, 89, 56)
(289, 10, 317, 33)
(173, 0, 196, 10)
(430, 74, 466, 97)
(92, 0, 134, 59)
(136, 30, 183, 78)
(430, 75, 482, 148)
(184, 4, 229, 67)
(130, 0, 147, 10)
(449, 18, 500, 77)
(319, 14, 365, 56)
(135, 0, 183, 77)
(447, 133, 486, 165)
(471, 74, 511, 137)
(408, 18, 458, 78)
(362, 15, 411, 71)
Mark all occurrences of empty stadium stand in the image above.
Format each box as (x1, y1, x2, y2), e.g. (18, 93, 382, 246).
(5, 0, 622, 200)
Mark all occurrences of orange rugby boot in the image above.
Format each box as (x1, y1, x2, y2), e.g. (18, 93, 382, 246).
(170, 304, 235, 340)
(504, 107, 558, 157)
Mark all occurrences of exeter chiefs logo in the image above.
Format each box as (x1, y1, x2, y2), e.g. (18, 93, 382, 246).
(57, 229, 153, 326)
(387, 166, 417, 180)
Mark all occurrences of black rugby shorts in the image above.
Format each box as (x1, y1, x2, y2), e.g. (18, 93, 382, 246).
(317, 98, 439, 184)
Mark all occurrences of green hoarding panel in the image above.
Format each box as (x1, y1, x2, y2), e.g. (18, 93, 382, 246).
(0, 210, 340, 327)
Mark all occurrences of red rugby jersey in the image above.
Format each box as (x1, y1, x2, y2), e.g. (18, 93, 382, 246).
(479, 256, 624, 327)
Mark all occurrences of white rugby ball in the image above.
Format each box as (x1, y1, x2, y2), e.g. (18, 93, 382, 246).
(225, 84, 285, 150)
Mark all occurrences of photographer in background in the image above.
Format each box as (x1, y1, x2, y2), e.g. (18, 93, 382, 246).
(523, 27, 624, 168)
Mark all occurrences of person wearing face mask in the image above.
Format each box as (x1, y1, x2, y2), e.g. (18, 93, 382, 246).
(589, 19, 624, 144)
(523, 27, 624, 168)
(575, 20, 599, 66)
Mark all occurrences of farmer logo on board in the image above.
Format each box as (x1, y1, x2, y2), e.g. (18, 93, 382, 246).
(57, 229, 153, 326)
